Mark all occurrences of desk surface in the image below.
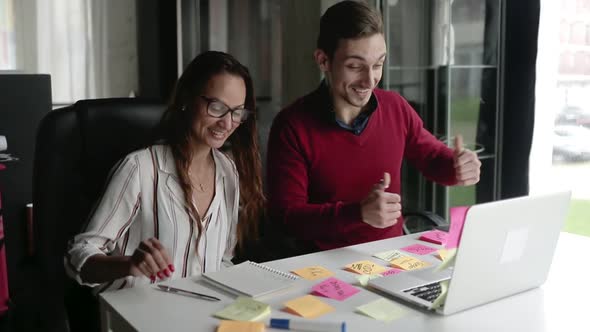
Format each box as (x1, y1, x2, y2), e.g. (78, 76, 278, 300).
(100, 232, 589, 332)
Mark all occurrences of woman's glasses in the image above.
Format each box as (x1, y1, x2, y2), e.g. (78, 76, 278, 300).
(199, 96, 252, 123)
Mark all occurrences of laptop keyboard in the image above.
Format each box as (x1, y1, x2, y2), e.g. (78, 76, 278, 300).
(403, 282, 442, 303)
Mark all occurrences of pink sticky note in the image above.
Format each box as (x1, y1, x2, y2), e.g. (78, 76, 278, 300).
(381, 268, 403, 276)
(419, 230, 448, 245)
(311, 277, 360, 301)
(400, 244, 438, 255)
(446, 206, 470, 249)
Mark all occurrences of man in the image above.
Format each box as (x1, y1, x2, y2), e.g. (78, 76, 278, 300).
(266, 1, 480, 253)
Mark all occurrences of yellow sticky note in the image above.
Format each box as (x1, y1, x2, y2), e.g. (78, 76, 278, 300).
(284, 295, 335, 318)
(435, 248, 458, 272)
(390, 256, 431, 271)
(356, 274, 382, 287)
(436, 249, 448, 261)
(214, 297, 271, 321)
(357, 298, 406, 322)
(291, 266, 334, 280)
(345, 260, 389, 275)
(432, 280, 450, 309)
(217, 320, 265, 332)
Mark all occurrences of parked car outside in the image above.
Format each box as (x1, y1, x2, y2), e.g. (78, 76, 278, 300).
(553, 125, 590, 162)
(555, 106, 590, 127)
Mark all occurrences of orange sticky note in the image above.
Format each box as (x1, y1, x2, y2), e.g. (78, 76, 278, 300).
(217, 320, 265, 332)
(291, 266, 334, 280)
(284, 295, 335, 318)
(390, 256, 431, 271)
(345, 260, 388, 275)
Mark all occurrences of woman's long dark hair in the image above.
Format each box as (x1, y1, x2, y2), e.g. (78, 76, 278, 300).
(158, 51, 264, 257)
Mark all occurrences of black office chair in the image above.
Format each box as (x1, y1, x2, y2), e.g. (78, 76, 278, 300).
(32, 98, 165, 332)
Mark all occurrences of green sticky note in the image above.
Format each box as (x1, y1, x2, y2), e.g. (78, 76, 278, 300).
(356, 298, 406, 322)
(213, 296, 271, 321)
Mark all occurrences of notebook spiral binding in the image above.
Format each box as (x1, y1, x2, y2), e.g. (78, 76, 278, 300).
(248, 261, 299, 280)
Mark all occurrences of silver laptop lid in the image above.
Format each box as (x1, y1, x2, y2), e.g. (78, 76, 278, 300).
(443, 191, 571, 315)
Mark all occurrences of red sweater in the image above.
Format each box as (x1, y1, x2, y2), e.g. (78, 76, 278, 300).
(267, 86, 457, 250)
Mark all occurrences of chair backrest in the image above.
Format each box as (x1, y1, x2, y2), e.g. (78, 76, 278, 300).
(32, 98, 165, 332)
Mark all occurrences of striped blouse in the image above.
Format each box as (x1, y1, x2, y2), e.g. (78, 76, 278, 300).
(65, 144, 239, 292)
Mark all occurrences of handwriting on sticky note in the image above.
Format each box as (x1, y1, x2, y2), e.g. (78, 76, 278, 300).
(345, 260, 388, 275)
(284, 295, 335, 318)
(419, 230, 448, 245)
(356, 298, 406, 322)
(381, 268, 403, 276)
(217, 320, 265, 332)
(390, 256, 431, 271)
(400, 243, 438, 255)
(291, 266, 334, 280)
(373, 250, 404, 262)
(356, 274, 382, 287)
(213, 297, 271, 321)
(312, 277, 359, 301)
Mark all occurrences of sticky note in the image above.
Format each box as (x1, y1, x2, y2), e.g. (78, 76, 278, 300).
(436, 248, 456, 261)
(419, 230, 448, 245)
(373, 250, 404, 262)
(312, 277, 360, 301)
(356, 274, 382, 287)
(345, 260, 389, 275)
(435, 249, 458, 272)
(447, 206, 470, 248)
(291, 266, 334, 280)
(356, 298, 406, 322)
(213, 297, 271, 321)
(284, 295, 335, 318)
(431, 280, 450, 309)
(400, 244, 438, 255)
(217, 321, 265, 332)
(390, 256, 431, 271)
(381, 268, 403, 276)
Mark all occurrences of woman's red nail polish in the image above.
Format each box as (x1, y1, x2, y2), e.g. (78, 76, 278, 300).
(157, 272, 163, 279)
(168, 264, 175, 272)
(164, 269, 171, 277)
(150, 275, 155, 282)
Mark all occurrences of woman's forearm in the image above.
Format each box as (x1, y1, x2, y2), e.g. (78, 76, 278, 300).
(79, 254, 133, 284)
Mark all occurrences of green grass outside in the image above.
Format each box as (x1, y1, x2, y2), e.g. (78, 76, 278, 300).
(563, 200, 590, 237)
(448, 188, 590, 237)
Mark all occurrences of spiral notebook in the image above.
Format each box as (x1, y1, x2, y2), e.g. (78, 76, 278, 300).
(202, 261, 300, 298)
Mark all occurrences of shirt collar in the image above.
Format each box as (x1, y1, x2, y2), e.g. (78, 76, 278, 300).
(313, 80, 378, 123)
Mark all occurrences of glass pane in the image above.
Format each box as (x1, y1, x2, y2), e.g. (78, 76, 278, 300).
(451, 0, 500, 66)
(0, 0, 16, 70)
(449, 67, 497, 157)
(10, 0, 139, 103)
(385, 0, 433, 67)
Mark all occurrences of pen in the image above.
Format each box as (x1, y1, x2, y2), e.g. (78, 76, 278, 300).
(270, 318, 346, 332)
(156, 284, 221, 301)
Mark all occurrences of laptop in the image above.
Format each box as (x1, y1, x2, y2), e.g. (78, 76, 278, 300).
(368, 191, 571, 315)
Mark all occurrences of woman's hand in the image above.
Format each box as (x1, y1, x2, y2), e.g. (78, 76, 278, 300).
(128, 238, 175, 281)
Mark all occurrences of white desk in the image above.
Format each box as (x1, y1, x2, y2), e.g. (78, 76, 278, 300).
(100, 232, 589, 332)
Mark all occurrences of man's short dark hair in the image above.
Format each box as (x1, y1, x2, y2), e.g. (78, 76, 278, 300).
(317, 1, 384, 59)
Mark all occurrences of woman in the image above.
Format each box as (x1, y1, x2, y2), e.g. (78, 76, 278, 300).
(65, 51, 264, 291)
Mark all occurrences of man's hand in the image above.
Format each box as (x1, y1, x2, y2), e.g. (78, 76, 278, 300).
(361, 172, 402, 228)
(454, 135, 481, 186)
